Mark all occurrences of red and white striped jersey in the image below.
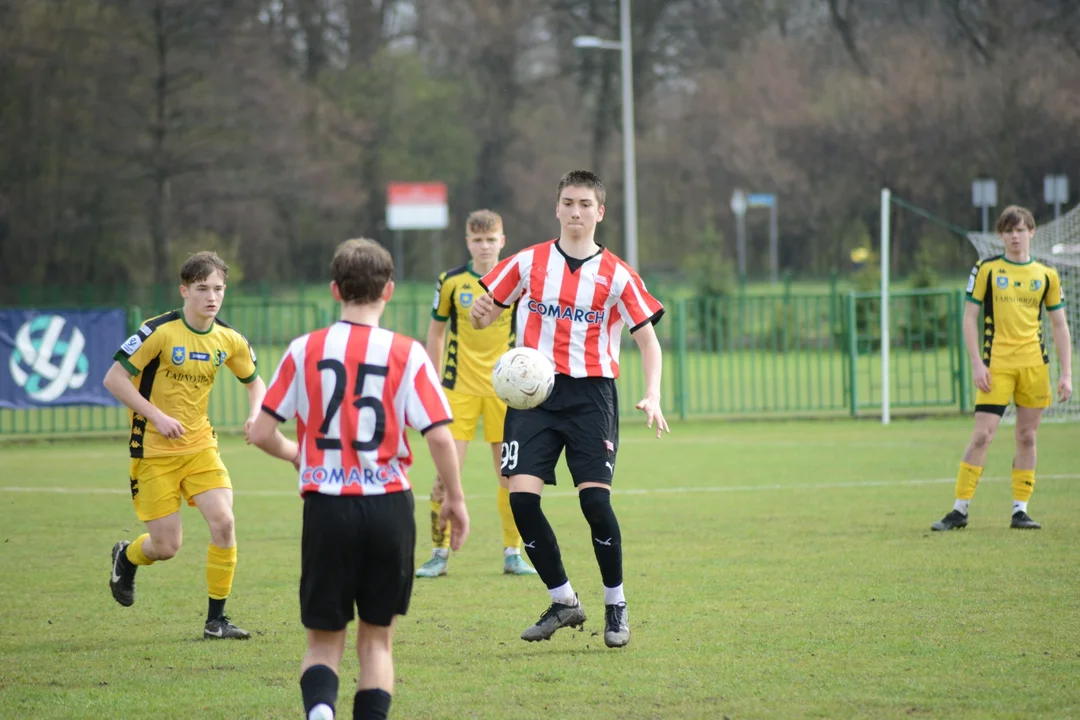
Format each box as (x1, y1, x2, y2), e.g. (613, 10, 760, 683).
(262, 321, 452, 497)
(480, 240, 664, 378)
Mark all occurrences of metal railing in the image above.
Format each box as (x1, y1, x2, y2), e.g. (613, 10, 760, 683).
(1, 290, 968, 437)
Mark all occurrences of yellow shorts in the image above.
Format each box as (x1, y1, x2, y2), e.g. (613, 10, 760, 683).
(445, 388, 506, 443)
(129, 447, 231, 522)
(975, 365, 1051, 409)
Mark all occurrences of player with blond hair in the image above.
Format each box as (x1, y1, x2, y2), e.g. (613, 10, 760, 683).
(416, 209, 536, 578)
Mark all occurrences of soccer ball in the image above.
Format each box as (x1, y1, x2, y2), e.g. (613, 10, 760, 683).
(491, 347, 555, 410)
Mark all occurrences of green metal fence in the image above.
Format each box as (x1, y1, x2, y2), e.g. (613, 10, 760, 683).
(0, 290, 968, 437)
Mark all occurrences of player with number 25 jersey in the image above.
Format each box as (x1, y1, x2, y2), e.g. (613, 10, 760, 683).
(250, 238, 470, 720)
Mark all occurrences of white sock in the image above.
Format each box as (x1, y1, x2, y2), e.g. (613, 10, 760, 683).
(953, 499, 970, 515)
(308, 703, 334, 720)
(1012, 500, 1028, 514)
(604, 584, 626, 606)
(549, 581, 576, 605)
(432, 548, 449, 559)
(504, 547, 521, 558)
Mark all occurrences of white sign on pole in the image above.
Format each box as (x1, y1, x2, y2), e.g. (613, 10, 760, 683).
(386, 182, 449, 231)
(1044, 175, 1068, 204)
(730, 189, 747, 216)
(971, 179, 997, 208)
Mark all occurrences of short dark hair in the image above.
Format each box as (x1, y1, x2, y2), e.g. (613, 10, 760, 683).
(556, 170, 606, 206)
(331, 238, 394, 304)
(996, 205, 1035, 234)
(180, 251, 229, 285)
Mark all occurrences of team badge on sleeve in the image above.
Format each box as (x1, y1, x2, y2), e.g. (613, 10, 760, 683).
(121, 334, 143, 355)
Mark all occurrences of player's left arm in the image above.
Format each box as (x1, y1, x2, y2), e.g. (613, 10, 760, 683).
(223, 333, 265, 439)
(631, 321, 670, 438)
(242, 376, 268, 442)
(1048, 308, 1072, 402)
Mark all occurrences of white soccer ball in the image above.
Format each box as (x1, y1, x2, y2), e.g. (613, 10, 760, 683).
(492, 347, 555, 410)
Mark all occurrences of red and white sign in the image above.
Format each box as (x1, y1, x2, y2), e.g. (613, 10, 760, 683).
(386, 182, 449, 231)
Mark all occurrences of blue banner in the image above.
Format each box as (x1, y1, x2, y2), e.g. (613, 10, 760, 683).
(1, 309, 126, 409)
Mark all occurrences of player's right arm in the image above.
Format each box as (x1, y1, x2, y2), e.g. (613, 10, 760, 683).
(963, 261, 992, 393)
(474, 252, 525, 329)
(427, 273, 452, 366)
(102, 362, 185, 439)
(425, 320, 447, 373)
(105, 322, 185, 438)
(469, 293, 503, 330)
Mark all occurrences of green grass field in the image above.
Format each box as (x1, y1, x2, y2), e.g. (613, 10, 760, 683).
(3, 418, 1079, 719)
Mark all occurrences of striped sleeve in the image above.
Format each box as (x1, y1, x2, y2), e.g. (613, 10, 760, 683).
(432, 271, 453, 320)
(403, 342, 452, 433)
(262, 337, 302, 421)
(615, 263, 665, 332)
(966, 261, 990, 305)
(480, 252, 527, 308)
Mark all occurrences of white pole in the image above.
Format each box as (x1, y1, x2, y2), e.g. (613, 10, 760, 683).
(880, 188, 891, 425)
(619, 0, 638, 269)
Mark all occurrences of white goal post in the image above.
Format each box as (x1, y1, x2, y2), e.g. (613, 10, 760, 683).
(967, 203, 1080, 423)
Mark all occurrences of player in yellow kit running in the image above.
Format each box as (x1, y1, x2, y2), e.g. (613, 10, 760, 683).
(103, 251, 266, 638)
(416, 210, 536, 577)
(931, 205, 1072, 531)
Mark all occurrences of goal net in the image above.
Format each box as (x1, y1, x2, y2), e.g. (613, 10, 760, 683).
(968, 204, 1080, 422)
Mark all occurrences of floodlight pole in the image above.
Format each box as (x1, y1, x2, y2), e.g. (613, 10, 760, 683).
(880, 188, 891, 426)
(619, 0, 638, 270)
(572, 0, 638, 270)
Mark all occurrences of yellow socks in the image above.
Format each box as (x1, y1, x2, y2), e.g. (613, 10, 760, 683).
(498, 486, 521, 549)
(125, 534, 155, 566)
(206, 544, 237, 601)
(955, 462, 982, 501)
(1011, 468, 1035, 503)
(431, 499, 450, 550)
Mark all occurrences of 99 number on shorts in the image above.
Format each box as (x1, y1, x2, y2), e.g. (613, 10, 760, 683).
(500, 441, 519, 472)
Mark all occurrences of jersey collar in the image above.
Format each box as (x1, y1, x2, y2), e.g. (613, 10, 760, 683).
(180, 311, 214, 335)
(554, 239, 605, 264)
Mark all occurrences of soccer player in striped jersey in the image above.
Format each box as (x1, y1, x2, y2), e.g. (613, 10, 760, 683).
(470, 170, 670, 649)
(417, 209, 536, 578)
(103, 251, 264, 640)
(931, 205, 1072, 531)
(249, 238, 470, 720)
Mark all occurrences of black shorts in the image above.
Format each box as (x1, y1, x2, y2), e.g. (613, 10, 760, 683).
(299, 490, 415, 631)
(501, 375, 618, 486)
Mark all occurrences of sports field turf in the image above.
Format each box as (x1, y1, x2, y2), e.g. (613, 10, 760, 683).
(2, 417, 1078, 719)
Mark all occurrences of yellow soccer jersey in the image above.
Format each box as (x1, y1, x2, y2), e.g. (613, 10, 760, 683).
(432, 263, 515, 396)
(114, 310, 259, 458)
(966, 255, 1066, 369)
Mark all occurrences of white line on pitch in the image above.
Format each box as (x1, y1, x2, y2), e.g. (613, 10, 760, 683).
(2, 474, 1077, 499)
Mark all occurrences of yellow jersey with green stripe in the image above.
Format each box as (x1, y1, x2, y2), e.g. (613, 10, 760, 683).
(114, 310, 259, 458)
(432, 263, 515, 396)
(965, 255, 1065, 369)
